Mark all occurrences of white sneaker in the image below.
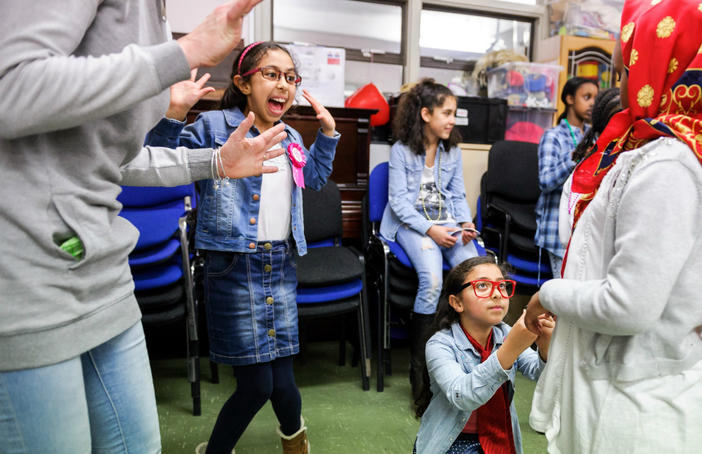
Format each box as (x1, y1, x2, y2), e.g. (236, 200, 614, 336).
(194, 442, 235, 454)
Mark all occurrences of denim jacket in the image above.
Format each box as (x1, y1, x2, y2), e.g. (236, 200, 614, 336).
(415, 322, 545, 454)
(145, 107, 339, 255)
(379, 140, 472, 240)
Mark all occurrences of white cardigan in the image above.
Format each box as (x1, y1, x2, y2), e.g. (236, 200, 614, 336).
(530, 137, 702, 453)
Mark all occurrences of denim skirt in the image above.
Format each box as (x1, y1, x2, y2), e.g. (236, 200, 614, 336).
(203, 240, 299, 366)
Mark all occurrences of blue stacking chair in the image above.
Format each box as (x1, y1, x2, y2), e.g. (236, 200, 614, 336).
(118, 184, 204, 415)
(364, 162, 490, 392)
(295, 180, 371, 391)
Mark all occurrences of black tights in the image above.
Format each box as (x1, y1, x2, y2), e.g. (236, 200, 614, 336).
(206, 356, 301, 454)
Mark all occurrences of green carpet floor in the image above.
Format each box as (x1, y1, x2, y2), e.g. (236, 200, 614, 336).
(152, 341, 547, 453)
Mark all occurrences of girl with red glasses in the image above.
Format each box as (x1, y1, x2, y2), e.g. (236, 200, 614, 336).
(413, 256, 554, 454)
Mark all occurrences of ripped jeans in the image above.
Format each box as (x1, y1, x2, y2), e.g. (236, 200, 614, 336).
(396, 223, 478, 314)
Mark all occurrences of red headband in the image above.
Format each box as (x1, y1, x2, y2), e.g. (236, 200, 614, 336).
(237, 41, 263, 75)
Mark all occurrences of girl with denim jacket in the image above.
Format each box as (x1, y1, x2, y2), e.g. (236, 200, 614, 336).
(146, 42, 339, 454)
(379, 79, 480, 402)
(414, 256, 553, 454)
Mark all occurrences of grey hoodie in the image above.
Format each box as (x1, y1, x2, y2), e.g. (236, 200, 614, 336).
(0, 0, 212, 370)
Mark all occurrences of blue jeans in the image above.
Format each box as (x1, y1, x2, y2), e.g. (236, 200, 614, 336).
(413, 433, 484, 454)
(0, 323, 160, 454)
(396, 223, 478, 314)
(547, 250, 563, 278)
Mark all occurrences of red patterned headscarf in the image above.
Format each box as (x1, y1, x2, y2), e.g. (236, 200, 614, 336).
(569, 0, 702, 234)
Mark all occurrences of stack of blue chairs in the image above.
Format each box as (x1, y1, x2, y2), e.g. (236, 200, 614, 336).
(118, 184, 203, 415)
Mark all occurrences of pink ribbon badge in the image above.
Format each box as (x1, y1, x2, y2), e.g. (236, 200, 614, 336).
(287, 143, 307, 188)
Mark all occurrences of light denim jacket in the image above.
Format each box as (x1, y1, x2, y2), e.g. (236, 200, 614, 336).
(145, 107, 339, 255)
(415, 322, 545, 454)
(379, 140, 472, 240)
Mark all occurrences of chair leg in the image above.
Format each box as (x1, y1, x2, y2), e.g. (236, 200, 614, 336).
(356, 302, 370, 391)
(210, 360, 219, 384)
(338, 317, 346, 366)
(186, 327, 201, 416)
(376, 283, 385, 392)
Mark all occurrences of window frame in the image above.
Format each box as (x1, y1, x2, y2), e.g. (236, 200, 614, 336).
(271, 0, 406, 66)
(418, 4, 537, 73)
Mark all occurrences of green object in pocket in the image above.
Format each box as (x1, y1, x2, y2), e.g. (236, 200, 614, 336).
(59, 236, 84, 260)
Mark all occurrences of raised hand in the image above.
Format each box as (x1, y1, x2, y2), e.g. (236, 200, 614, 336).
(534, 313, 555, 361)
(302, 89, 335, 136)
(166, 69, 215, 121)
(178, 0, 263, 69)
(497, 310, 539, 370)
(219, 112, 287, 178)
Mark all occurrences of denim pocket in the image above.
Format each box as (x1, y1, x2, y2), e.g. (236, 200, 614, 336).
(205, 251, 240, 277)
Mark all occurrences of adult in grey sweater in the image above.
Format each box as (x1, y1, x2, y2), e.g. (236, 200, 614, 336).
(0, 1, 285, 452)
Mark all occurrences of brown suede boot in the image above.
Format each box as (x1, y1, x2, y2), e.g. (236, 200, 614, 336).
(277, 417, 309, 454)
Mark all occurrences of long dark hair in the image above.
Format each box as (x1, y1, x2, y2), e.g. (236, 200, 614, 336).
(220, 42, 298, 111)
(414, 256, 510, 419)
(557, 76, 598, 123)
(392, 78, 461, 155)
(572, 87, 622, 163)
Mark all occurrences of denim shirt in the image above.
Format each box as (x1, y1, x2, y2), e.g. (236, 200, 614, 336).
(145, 107, 339, 255)
(379, 140, 472, 241)
(415, 322, 545, 454)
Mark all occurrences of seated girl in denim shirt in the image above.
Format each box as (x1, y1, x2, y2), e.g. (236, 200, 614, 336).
(379, 79, 480, 401)
(145, 41, 339, 454)
(413, 256, 553, 454)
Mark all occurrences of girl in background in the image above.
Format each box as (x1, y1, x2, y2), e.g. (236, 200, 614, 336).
(379, 79, 480, 402)
(146, 41, 338, 454)
(534, 77, 597, 277)
(414, 256, 553, 454)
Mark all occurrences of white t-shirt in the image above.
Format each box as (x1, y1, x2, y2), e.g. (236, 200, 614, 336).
(414, 165, 454, 224)
(257, 145, 293, 241)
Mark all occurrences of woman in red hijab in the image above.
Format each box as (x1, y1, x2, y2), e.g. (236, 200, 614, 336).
(525, 0, 702, 452)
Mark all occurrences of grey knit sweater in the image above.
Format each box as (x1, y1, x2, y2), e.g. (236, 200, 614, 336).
(0, 0, 212, 370)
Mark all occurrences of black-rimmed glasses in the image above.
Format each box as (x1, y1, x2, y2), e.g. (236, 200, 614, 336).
(241, 65, 302, 86)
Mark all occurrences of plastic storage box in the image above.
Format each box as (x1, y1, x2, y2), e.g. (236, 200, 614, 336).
(504, 107, 556, 144)
(454, 96, 507, 144)
(487, 62, 562, 109)
(547, 0, 623, 39)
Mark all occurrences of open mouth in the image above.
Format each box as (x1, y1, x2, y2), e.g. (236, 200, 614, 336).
(268, 97, 287, 116)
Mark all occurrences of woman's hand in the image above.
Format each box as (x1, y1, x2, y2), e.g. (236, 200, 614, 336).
(524, 292, 554, 335)
(178, 0, 263, 69)
(219, 112, 287, 178)
(302, 89, 335, 137)
(166, 69, 215, 121)
(426, 225, 458, 248)
(460, 221, 478, 244)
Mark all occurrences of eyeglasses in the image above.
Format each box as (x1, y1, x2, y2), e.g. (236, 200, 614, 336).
(241, 66, 302, 86)
(458, 279, 516, 298)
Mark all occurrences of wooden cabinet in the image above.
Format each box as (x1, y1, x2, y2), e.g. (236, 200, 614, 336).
(284, 106, 375, 240)
(189, 93, 374, 240)
(538, 35, 617, 119)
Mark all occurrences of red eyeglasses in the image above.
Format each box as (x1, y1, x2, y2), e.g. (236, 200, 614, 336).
(241, 65, 302, 86)
(458, 279, 516, 298)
